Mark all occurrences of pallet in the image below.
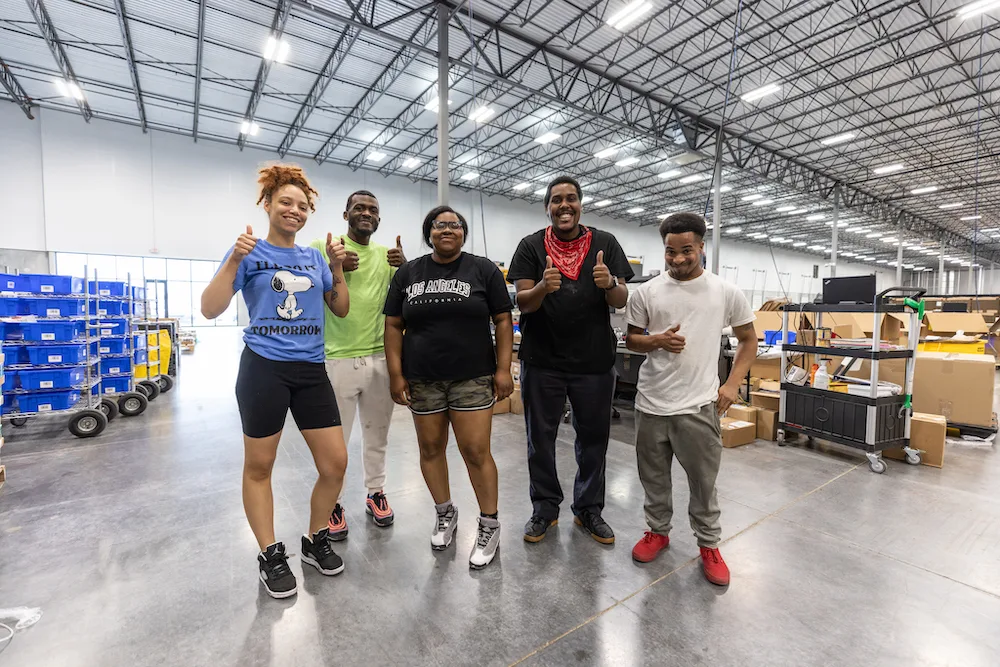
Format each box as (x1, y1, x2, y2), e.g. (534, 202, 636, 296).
(947, 415, 998, 440)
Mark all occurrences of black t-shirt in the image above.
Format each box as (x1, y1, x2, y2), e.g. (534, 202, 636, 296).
(384, 253, 513, 382)
(507, 227, 634, 374)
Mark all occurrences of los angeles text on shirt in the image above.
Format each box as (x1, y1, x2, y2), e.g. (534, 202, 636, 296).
(404, 278, 472, 300)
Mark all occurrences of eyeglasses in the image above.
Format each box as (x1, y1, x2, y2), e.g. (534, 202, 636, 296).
(431, 220, 464, 230)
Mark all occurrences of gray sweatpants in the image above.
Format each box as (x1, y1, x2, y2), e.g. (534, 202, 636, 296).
(635, 403, 723, 548)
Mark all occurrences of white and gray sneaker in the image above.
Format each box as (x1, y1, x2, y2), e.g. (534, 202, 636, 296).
(470, 516, 501, 569)
(431, 504, 458, 551)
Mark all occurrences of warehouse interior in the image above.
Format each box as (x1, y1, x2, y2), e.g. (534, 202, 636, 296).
(1, 0, 999, 665)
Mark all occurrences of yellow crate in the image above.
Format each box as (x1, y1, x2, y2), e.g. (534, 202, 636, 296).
(134, 362, 147, 379)
(918, 340, 987, 355)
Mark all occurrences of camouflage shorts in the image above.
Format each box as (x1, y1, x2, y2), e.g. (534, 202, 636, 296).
(408, 375, 496, 415)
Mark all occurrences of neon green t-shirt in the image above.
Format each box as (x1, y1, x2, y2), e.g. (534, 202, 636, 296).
(309, 235, 395, 359)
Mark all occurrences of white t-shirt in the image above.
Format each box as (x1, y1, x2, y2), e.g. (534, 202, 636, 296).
(626, 270, 754, 417)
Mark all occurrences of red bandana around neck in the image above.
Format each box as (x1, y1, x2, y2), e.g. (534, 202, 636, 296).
(544, 225, 592, 280)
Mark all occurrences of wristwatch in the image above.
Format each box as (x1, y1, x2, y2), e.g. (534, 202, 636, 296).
(605, 276, 619, 290)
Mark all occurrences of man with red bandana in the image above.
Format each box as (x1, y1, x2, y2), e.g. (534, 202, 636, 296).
(507, 176, 634, 545)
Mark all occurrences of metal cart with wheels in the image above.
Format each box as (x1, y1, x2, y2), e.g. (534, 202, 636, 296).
(776, 287, 926, 473)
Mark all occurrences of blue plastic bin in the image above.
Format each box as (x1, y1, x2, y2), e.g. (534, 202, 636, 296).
(133, 349, 148, 364)
(97, 320, 127, 336)
(101, 376, 131, 394)
(2, 371, 16, 391)
(9, 321, 85, 342)
(20, 274, 84, 295)
(23, 298, 86, 318)
(4, 346, 28, 364)
(0, 298, 26, 316)
(89, 300, 127, 316)
(88, 281, 127, 297)
(0, 274, 25, 292)
(18, 390, 80, 412)
(98, 339, 126, 355)
(26, 344, 88, 365)
(763, 330, 797, 345)
(17, 367, 85, 390)
(101, 358, 131, 375)
(133, 334, 146, 350)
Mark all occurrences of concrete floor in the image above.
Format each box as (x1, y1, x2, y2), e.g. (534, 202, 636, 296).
(1, 327, 999, 666)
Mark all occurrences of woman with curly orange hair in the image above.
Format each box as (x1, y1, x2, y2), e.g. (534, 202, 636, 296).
(201, 163, 350, 599)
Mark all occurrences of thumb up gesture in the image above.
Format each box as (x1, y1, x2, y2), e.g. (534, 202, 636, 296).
(327, 233, 348, 270)
(231, 225, 257, 262)
(387, 235, 406, 267)
(593, 250, 614, 289)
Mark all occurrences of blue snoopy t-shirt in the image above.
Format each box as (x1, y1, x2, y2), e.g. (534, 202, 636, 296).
(220, 239, 333, 363)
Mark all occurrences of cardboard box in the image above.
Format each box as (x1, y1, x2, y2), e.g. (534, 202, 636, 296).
(725, 404, 759, 425)
(509, 389, 524, 415)
(923, 312, 989, 337)
(883, 413, 947, 468)
(720, 417, 757, 447)
(754, 311, 810, 339)
(759, 380, 781, 392)
(750, 357, 781, 381)
(750, 390, 780, 412)
(757, 409, 778, 440)
(493, 397, 511, 415)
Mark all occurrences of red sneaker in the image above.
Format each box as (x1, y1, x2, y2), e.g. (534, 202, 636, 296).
(700, 547, 730, 585)
(632, 531, 669, 563)
(327, 504, 348, 541)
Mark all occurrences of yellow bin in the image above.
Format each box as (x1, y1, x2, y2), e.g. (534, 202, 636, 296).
(158, 330, 172, 376)
(918, 340, 987, 355)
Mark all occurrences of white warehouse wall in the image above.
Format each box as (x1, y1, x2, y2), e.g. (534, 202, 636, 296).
(1, 104, 906, 297)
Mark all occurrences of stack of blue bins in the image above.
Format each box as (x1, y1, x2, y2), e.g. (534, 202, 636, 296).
(0, 273, 98, 416)
(91, 281, 133, 396)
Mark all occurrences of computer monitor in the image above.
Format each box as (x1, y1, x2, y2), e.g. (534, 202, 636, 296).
(822, 275, 877, 304)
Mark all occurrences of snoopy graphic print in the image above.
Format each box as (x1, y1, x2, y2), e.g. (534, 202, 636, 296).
(221, 239, 333, 363)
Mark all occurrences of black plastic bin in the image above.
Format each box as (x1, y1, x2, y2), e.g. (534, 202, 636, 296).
(780, 384, 906, 447)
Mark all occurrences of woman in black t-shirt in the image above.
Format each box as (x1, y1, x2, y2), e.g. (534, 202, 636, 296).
(384, 206, 514, 570)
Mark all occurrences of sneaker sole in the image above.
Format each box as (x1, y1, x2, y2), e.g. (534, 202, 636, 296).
(328, 528, 348, 542)
(300, 554, 346, 576)
(574, 516, 615, 545)
(470, 546, 499, 570)
(523, 519, 558, 543)
(259, 572, 297, 599)
(632, 549, 665, 563)
(366, 506, 395, 527)
(431, 524, 458, 551)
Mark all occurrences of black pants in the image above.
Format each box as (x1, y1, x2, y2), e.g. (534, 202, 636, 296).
(521, 362, 616, 520)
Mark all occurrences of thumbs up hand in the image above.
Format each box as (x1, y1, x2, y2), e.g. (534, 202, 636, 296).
(231, 224, 258, 262)
(541, 256, 562, 293)
(337, 235, 359, 272)
(387, 234, 406, 267)
(327, 233, 348, 270)
(593, 249, 614, 289)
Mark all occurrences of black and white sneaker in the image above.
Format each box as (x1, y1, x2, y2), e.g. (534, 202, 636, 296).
(258, 542, 297, 599)
(300, 528, 345, 576)
(469, 516, 501, 569)
(431, 504, 458, 551)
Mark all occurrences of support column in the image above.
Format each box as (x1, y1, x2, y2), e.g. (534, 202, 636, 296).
(831, 185, 840, 277)
(968, 264, 975, 294)
(437, 2, 449, 206)
(938, 247, 946, 294)
(711, 130, 722, 274)
(896, 220, 903, 286)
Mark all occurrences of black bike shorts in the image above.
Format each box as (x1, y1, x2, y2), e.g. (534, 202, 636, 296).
(235, 346, 341, 438)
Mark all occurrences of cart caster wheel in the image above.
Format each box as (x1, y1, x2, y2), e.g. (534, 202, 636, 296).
(156, 375, 174, 393)
(99, 397, 120, 422)
(776, 429, 786, 446)
(868, 458, 887, 474)
(69, 409, 108, 438)
(905, 452, 921, 466)
(118, 391, 148, 417)
(138, 380, 160, 401)
(10, 416, 28, 427)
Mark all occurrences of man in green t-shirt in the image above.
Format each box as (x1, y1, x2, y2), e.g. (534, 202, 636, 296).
(310, 190, 405, 540)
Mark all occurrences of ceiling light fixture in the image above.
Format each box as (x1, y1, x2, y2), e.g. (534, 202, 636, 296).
(606, 0, 653, 30)
(741, 194, 764, 201)
(616, 156, 640, 167)
(792, 241, 807, 247)
(460, 172, 479, 181)
(752, 200, 774, 206)
(423, 98, 452, 112)
(513, 182, 531, 191)
(788, 208, 810, 215)
(534, 187, 547, 196)
(658, 169, 682, 179)
(713, 185, 733, 193)
(958, 0, 1000, 19)
(938, 202, 964, 209)
(806, 214, 825, 221)
(980, 227, 1000, 233)
(873, 164, 905, 175)
(679, 174, 706, 184)
(263, 35, 290, 63)
(596, 199, 612, 208)
(367, 150, 387, 162)
(535, 131, 561, 144)
(402, 157, 422, 169)
(741, 83, 781, 102)
(866, 232, 883, 238)
(820, 132, 856, 146)
(240, 120, 260, 136)
(725, 226, 742, 235)
(961, 215, 982, 221)
(468, 106, 495, 123)
(911, 185, 938, 195)
(775, 205, 796, 212)
(54, 79, 84, 100)
(594, 147, 618, 159)
(626, 207, 645, 214)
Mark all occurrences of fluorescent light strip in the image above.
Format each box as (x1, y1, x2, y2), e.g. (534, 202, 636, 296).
(938, 202, 963, 209)
(725, 226, 742, 235)
(468, 106, 495, 123)
(961, 215, 982, 221)
(616, 156, 640, 167)
(958, 0, 1000, 19)
(423, 98, 452, 112)
(402, 157, 422, 169)
(461, 172, 479, 181)
(367, 150, 387, 162)
(792, 241, 807, 247)
(820, 132, 855, 146)
(873, 164, 905, 175)
(911, 185, 938, 195)
(240, 120, 260, 136)
(806, 214, 825, 221)
(606, 0, 653, 30)
(775, 205, 796, 212)
(741, 194, 764, 201)
(751, 200, 774, 206)
(658, 169, 682, 179)
(535, 132, 561, 144)
(626, 207, 645, 214)
(513, 182, 531, 191)
(741, 83, 781, 102)
(534, 187, 547, 195)
(595, 200, 612, 208)
(679, 174, 706, 184)
(594, 147, 618, 159)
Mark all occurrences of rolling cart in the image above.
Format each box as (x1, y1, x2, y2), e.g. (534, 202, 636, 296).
(0, 272, 111, 438)
(94, 276, 147, 417)
(776, 287, 926, 473)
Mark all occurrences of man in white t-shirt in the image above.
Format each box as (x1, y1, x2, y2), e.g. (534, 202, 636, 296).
(625, 212, 757, 586)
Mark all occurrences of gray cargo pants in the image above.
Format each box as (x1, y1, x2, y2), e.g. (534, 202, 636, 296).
(634, 402, 723, 548)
